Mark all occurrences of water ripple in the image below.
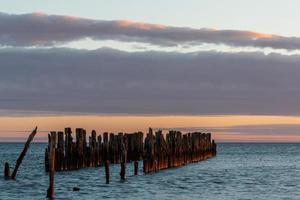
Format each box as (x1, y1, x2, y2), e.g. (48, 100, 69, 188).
(1, 143, 300, 200)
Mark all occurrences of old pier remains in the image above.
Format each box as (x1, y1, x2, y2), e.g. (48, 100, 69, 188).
(45, 127, 217, 174)
(3, 127, 216, 199)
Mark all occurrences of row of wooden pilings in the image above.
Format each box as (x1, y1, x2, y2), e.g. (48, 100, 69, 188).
(143, 128, 216, 173)
(45, 128, 143, 172)
(45, 127, 217, 198)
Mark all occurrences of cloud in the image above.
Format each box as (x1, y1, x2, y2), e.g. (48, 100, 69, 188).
(1, 12, 300, 50)
(1, 47, 300, 115)
(158, 124, 300, 135)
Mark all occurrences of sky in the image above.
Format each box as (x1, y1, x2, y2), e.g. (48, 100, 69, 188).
(1, 0, 300, 142)
(1, 0, 300, 36)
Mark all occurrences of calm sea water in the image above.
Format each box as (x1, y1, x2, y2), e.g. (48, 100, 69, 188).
(0, 143, 300, 200)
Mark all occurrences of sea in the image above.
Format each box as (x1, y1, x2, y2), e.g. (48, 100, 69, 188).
(0, 143, 299, 200)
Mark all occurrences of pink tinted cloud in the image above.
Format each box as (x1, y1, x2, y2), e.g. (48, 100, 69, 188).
(0, 12, 299, 50)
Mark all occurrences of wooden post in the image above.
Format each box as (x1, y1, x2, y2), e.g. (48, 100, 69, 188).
(120, 162, 126, 180)
(109, 133, 115, 164)
(45, 134, 51, 172)
(57, 131, 64, 171)
(4, 162, 10, 179)
(82, 129, 87, 168)
(137, 132, 143, 160)
(90, 130, 97, 167)
(212, 139, 217, 156)
(76, 128, 84, 169)
(64, 128, 73, 171)
(134, 161, 138, 175)
(47, 132, 56, 199)
(97, 134, 102, 166)
(105, 160, 110, 184)
(120, 135, 127, 180)
(143, 128, 155, 173)
(45, 148, 49, 172)
(11, 127, 38, 179)
(103, 132, 109, 162)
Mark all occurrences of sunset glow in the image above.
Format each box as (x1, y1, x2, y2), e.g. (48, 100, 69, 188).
(250, 31, 275, 39)
(1, 2, 300, 143)
(1, 115, 300, 142)
(116, 20, 167, 30)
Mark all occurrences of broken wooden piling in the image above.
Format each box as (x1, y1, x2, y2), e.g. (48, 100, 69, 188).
(47, 132, 56, 199)
(134, 161, 138, 175)
(11, 127, 38, 180)
(105, 160, 110, 184)
(120, 135, 127, 180)
(4, 162, 10, 179)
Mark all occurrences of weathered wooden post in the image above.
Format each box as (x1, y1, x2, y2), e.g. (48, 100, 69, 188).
(137, 132, 143, 160)
(82, 129, 87, 167)
(96, 134, 102, 166)
(45, 148, 49, 172)
(90, 130, 97, 167)
(120, 162, 126, 180)
(4, 162, 10, 179)
(128, 132, 139, 175)
(120, 135, 127, 180)
(109, 133, 116, 164)
(105, 160, 110, 184)
(103, 132, 109, 163)
(143, 128, 155, 173)
(11, 127, 38, 180)
(47, 132, 56, 199)
(56, 131, 64, 171)
(76, 128, 84, 169)
(134, 161, 138, 175)
(212, 139, 217, 156)
(64, 127, 73, 170)
(45, 133, 51, 172)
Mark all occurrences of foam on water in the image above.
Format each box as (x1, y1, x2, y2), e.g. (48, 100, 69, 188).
(1, 143, 300, 200)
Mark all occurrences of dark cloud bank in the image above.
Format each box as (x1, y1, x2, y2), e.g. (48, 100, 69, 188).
(1, 12, 300, 50)
(1, 47, 300, 115)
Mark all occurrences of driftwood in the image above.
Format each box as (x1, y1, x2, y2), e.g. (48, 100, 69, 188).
(11, 127, 38, 180)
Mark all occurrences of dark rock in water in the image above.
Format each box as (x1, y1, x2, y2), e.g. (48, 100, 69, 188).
(73, 187, 80, 191)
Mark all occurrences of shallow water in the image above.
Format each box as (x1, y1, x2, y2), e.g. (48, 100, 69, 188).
(0, 143, 300, 200)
